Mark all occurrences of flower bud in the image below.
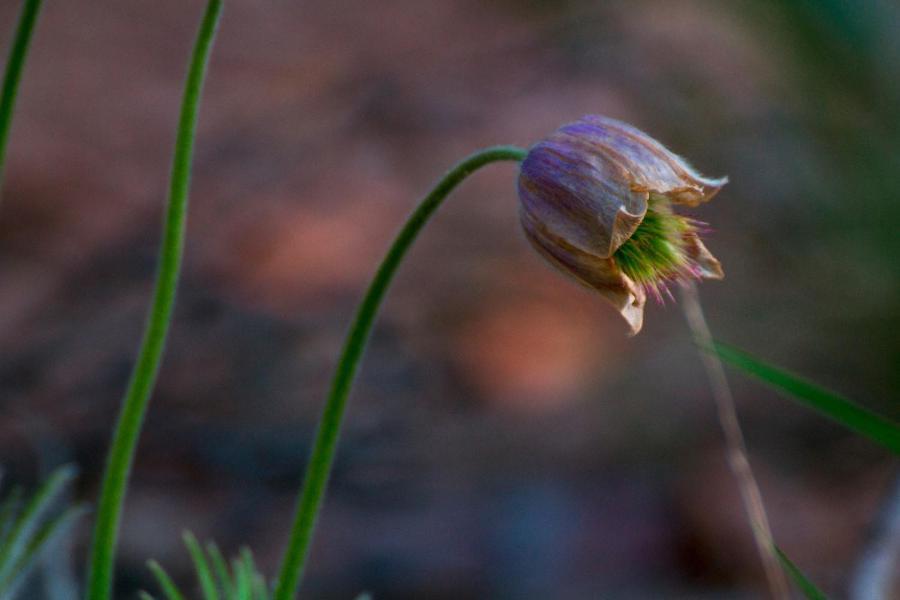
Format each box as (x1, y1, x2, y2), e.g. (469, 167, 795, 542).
(518, 115, 725, 334)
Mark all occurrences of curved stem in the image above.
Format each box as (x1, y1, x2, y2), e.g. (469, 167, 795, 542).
(0, 0, 44, 196)
(84, 2, 223, 599)
(680, 282, 790, 599)
(273, 145, 527, 600)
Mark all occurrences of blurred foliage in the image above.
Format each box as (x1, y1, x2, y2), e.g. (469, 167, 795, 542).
(142, 533, 270, 600)
(0, 465, 83, 600)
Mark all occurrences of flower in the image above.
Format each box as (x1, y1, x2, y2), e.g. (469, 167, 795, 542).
(517, 115, 725, 335)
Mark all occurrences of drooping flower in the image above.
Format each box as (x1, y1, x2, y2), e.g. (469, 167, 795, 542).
(518, 115, 725, 334)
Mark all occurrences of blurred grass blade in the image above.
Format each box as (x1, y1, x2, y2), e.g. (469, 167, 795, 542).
(206, 541, 234, 598)
(0, 0, 44, 193)
(0, 504, 86, 597)
(0, 465, 76, 584)
(0, 466, 80, 598)
(712, 342, 900, 454)
(0, 486, 23, 546)
(775, 546, 829, 600)
(184, 531, 220, 600)
(149, 533, 271, 600)
(233, 554, 251, 599)
(147, 559, 186, 600)
(252, 571, 268, 600)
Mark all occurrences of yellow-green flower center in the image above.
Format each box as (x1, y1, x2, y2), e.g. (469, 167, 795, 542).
(613, 194, 695, 295)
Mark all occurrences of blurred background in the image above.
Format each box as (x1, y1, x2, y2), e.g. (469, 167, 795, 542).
(0, 0, 898, 597)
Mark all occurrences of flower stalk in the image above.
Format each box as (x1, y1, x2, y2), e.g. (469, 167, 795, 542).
(273, 145, 527, 600)
(0, 0, 44, 196)
(84, 2, 223, 598)
(681, 282, 790, 599)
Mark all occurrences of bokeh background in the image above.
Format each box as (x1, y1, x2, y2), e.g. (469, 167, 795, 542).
(0, 0, 898, 597)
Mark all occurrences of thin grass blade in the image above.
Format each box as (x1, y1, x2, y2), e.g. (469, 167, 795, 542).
(0, 487, 23, 548)
(147, 560, 186, 600)
(184, 532, 220, 600)
(206, 541, 234, 599)
(775, 546, 829, 600)
(252, 573, 268, 600)
(0, 465, 75, 583)
(0, 504, 86, 597)
(238, 548, 268, 600)
(712, 342, 900, 454)
(232, 553, 251, 600)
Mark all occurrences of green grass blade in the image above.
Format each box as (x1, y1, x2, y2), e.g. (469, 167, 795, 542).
(232, 554, 250, 600)
(775, 546, 829, 600)
(138, 592, 157, 600)
(0, 465, 75, 583)
(242, 548, 261, 599)
(0, 504, 87, 596)
(251, 572, 268, 600)
(0, 486, 23, 547)
(185, 532, 220, 600)
(0, 0, 44, 194)
(712, 342, 900, 454)
(206, 541, 234, 599)
(147, 560, 186, 600)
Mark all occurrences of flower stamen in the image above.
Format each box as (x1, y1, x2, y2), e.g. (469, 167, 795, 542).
(613, 194, 706, 302)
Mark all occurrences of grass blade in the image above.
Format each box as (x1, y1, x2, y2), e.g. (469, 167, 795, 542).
(0, 465, 75, 584)
(775, 546, 829, 600)
(206, 541, 234, 599)
(184, 531, 220, 600)
(252, 572, 268, 600)
(0, 487, 23, 547)
(150, 536, 271, 600)
(0, 0, 44, 194)
(232, 557, 249, 599)
(712, 342, 900, 454)
(0, 504, 86, 597)
(147, 559, 186, 600)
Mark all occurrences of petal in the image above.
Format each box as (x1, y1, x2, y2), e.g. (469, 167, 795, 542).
(519, 134, 649, 259)
(683, 233, 724, 279)
(521, 210, 647, 335)
(574, 115, 727, 206)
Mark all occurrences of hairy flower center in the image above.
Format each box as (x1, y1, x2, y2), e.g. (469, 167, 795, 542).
(613, 195, 698, 299)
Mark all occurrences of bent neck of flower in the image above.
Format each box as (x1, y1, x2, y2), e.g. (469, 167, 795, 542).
(273, 145, 526, 600)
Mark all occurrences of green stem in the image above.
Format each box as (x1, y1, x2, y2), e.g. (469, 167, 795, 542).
(84, 2, 223, 599)
(273, 145, 527, 599)
(0, 0, 44, 195)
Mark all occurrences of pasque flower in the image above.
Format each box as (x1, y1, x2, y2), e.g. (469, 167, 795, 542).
(518, 115, 725, 334)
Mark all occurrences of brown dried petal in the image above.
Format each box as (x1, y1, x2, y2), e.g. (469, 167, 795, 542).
(521, 209, 646, 335)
